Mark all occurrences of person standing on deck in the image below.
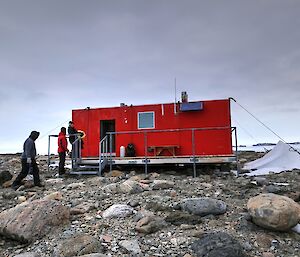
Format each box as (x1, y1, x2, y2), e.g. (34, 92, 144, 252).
(58, 127, 69, 176)
(68, 121, 78, 158)
(68, 121, 83, 158)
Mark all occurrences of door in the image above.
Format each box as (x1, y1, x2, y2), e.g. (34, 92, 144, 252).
(100, 120, 116, 152)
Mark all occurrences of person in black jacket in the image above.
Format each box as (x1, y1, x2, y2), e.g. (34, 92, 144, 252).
(68, 121, 77, 145)
(68, 121, 77, 158)
(68, 121, 84, 158)
(12, 131, 44, 190)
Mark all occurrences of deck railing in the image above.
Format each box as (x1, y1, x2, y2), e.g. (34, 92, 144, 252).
(47, 127, 238, 177)
(102, 126, 238, 177)
(71, 136, 82, 170)
(99, 135, 109, 175)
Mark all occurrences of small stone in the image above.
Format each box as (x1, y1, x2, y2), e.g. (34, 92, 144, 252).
(152, 180, 175, 190)
(101, 234, 112, 243)
(107, 170, 124, 177)
(43, 191, 63, 201)
(262, 252, 275, 257)
(13, 252, 40, 257)
(253, 177, 269, 186)
(170, 190, 177, 197)
(17, 196, 27, 203)
(102, 204, 134, 219)
(119, 239, 141, 255)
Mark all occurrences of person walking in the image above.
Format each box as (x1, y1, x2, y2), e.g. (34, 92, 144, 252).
(12, 131, 44, 190)
(58, 127, 69, 176)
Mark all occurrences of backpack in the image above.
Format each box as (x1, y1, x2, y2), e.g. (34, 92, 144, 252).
(125, 143, 136, 157)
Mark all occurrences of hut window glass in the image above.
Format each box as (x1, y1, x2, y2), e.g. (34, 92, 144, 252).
(138, 112, 155, 129)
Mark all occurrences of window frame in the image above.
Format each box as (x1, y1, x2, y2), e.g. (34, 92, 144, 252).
(137, 111, 155, 129)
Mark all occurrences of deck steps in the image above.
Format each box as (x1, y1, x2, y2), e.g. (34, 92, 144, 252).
(69, 159, 106, 175)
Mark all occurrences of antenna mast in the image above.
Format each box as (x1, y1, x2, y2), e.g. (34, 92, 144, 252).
(174, 78, 177, 114)
(175, 78, 177, 103)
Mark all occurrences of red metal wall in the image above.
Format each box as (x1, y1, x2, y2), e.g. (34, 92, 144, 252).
(72, 99, 233, 157)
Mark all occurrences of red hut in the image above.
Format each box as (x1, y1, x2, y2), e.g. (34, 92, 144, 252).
(70, 97, 236, 174)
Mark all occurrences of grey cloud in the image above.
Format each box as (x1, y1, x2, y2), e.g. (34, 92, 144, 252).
(0, 0, 300, 152)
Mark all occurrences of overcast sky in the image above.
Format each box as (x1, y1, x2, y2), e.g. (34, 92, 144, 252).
(1, 0, 300, 154)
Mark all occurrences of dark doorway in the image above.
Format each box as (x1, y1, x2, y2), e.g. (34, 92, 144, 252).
(100, 120, 115, 152)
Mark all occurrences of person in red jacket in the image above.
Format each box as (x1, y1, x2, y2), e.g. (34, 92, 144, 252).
(58, 127, 69, 176)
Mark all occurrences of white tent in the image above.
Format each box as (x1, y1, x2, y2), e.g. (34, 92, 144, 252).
(243, 141, 300, 176)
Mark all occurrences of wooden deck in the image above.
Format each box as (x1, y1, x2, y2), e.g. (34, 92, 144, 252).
(80, 154, 236, 165)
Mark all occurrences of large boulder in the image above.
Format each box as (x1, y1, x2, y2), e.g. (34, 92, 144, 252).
(0, 199, 70, 243)
(191, 232, 246, 257)
(247, 193, 300, 231)
(180, 198, 227, 216)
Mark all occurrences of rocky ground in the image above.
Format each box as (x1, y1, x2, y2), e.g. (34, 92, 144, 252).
(0, 151, 299, 257)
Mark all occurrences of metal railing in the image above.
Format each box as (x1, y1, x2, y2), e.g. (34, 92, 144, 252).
(47, 133, 82, 173)
(71, 136, 82, 171)
(101, 126, 238, 177)
(98, 135, 108, 175)
(47, 127, 238, 177)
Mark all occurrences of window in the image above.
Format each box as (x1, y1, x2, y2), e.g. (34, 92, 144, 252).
(138, 112, 155, 129)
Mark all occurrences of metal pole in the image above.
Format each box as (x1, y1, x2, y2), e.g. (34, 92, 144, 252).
(98, 141, 101, 176)
(71, 141, 74, 171)
(234, 127, 239, 176)
(144, 132, 148, 175)
(192, 129, 196, 177)
(79, 138, 82, 162)
(109, 133, 112, 172)
(75, 140, 78, 168)
(47, 135, 51, 173)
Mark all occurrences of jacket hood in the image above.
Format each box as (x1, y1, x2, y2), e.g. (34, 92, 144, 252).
(58, 131, 66, 137)
(29, 131, 40, 141)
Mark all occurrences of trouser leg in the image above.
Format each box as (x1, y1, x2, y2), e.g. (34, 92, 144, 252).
(31, 160, 41, 185)
(58, 152, 66, 175)
(12, 159, 29, 186)
(75, 142, 79, 159)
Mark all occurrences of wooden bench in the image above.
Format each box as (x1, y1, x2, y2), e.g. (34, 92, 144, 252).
(148, 145, 180, 156)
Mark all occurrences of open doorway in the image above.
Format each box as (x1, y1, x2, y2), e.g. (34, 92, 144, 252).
(100, 120, 115, 152)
